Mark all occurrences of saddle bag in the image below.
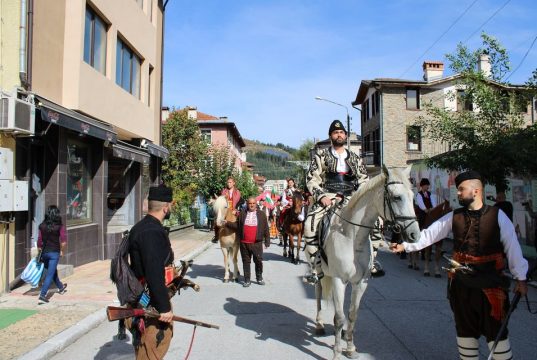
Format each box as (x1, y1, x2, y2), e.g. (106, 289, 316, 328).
(454, 261, 510, 289)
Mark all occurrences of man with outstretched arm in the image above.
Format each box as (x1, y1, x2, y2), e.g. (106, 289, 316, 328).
(392, 170, 528, 360)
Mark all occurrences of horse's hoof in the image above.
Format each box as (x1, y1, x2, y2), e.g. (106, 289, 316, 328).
(407, 264, 413, 269)
(283, 251, 287, 257)
(413, 266, 420, 270)
(434, 273, 442, 278)
(343, 350, 360, 359)
(315, 327, 326, 336)
(223, 279, 229, 283)
(423, 271, 430, 277)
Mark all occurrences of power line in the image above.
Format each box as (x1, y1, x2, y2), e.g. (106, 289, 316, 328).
(504, 35, 537, 82)
(463, 0, 511, 43)
(399, 0, 479, 78)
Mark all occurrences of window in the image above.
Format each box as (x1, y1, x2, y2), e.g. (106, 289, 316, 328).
(83, 7, 107, 74)
(67, 139, 92, 225)
(148, 0, 153, 22)
(372, 93, 376, 116)
(201, 129, 212, 143)
(362, 99, 370, 121)
(406, 89, 420, 110)
(147, 65, 154, 106)
(116, 38, 141, 98)
(457, 90, 473, 111)
(406, 126, 421, 151)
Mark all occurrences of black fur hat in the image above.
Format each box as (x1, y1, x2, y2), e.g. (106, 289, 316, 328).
(328, 120, 347, 135)
(148, 185, 173, 202)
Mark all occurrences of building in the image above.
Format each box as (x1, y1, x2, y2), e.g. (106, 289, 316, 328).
(313, 132, 362, 157)
(185, 106, 246, 172)
(0, 0, 169, 293)
(264, 180, 287, 194)
(352, 58, 535, 174)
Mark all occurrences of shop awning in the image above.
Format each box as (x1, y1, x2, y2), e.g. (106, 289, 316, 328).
(112, 141, 151, 165)
(145, 142, 169, 160)
(35, 95, 117, 143)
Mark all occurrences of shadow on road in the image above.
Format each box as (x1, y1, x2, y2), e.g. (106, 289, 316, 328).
(94, 332, 133, 360)
(186, 263, 226, 280)
(223, 297, 330, 359)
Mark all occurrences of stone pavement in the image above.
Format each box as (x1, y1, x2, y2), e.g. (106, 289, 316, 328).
(0, 227, 213, 360)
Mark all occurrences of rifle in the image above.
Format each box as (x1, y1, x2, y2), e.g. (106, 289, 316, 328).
(107, 306, 220, 330)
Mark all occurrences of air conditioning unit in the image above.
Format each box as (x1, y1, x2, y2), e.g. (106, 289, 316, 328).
(0, 93, 35, 135)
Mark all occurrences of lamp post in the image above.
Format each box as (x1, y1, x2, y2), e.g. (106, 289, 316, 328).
(315, 96, 351, 148)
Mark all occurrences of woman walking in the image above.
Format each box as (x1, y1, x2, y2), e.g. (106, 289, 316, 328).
(38, 205, 67, 304)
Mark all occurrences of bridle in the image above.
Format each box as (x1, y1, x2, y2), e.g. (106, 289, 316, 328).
(328, 178, 418, 237)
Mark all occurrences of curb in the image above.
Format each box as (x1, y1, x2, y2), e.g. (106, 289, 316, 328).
(17, 241, 214, 360)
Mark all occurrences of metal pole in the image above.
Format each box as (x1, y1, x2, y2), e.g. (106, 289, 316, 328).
(346, 111, 351, 149)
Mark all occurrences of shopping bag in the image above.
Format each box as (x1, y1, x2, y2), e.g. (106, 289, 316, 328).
(21, 258, 44, 288)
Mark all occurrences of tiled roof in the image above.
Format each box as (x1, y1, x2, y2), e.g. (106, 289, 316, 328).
(196, 111, 219, 120)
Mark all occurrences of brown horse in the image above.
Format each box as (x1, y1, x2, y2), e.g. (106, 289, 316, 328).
(213, 195, 240, 283)
(421, 200, 452, 277)
(282, 191, 304, 264)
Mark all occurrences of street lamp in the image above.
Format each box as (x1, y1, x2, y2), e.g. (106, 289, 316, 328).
(315, 96, 351, 148)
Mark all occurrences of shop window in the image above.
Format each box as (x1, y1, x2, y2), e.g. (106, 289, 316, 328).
(83, 7, 107, 74)
(67, 139, 92, 224)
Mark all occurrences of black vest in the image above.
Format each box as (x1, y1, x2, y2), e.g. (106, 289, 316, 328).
(452, 205, 502, 256)
(419, 191, 433, 209)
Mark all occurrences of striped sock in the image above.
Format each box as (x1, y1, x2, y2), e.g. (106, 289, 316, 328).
(487, 338, 512, 360)
(457, 337, 479, 359)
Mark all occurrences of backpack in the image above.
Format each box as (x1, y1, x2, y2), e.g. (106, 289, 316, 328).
(110, 230, 145, 305)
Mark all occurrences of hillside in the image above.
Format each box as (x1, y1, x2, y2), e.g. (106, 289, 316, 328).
(243, 139, 302, 181)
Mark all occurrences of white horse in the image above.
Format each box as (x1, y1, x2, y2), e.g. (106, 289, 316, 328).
(314, 166, 420, 360)
(213, 195, 240, 283)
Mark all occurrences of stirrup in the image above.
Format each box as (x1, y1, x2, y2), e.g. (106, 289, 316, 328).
(302, 272, 323, 285)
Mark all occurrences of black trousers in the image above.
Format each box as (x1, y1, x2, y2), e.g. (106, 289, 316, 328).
(240, 242, 263, 281)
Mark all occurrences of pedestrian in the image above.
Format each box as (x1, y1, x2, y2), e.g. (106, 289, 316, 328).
(225, 196, 270, 287)
(213, 177, 242, 243)
(126, 185, 175, 360)
(488, 191, 514, 222)
(391, 170, 528, 360)
(37, 205, 68, 304)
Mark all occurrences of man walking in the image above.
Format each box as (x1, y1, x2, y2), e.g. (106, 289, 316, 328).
(127, 185, 175, 359)
(392, 171, 528, 360)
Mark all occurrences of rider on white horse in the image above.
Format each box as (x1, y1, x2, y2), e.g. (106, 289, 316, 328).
(303, 119, 384, 284)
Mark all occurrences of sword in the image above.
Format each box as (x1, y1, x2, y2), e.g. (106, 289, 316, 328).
(486, 292, 521, 360)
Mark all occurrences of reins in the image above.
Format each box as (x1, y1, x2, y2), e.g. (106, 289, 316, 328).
(326, 178, 418, 236)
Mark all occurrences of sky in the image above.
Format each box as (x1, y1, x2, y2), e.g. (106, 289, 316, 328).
(162, 0, 537, 148)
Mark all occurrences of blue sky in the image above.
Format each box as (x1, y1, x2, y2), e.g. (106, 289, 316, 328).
(163, 0, 537, 148)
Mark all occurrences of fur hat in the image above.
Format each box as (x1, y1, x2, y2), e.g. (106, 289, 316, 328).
(454, 171, 482, 188)
(148, 185, 173, 202)
(328, 120, 347, 135)
(419, 178, 430, 186)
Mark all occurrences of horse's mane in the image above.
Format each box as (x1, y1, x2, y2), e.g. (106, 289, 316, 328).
(345, 172, 386, 211)
(213, 195, 228, 214)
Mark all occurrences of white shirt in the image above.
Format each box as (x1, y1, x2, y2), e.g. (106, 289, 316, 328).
(415, 191, 437, 211)
(403, 209, 528, 280)
(330, 147, 350, 173)
(245, 211, 258, 227)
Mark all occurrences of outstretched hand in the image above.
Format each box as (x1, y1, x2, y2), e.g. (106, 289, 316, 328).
(390, 243, 405, 253)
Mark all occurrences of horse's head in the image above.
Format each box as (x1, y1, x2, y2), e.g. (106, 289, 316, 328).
(292, 191, 303, 215)
(213, 195, 229, 226)
(381, 165, 421, 243)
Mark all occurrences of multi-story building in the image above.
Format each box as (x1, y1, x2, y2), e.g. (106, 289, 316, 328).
(353, 58, 535, 174)
(0, 0, 169, 292)
(185, 106, 246, 172)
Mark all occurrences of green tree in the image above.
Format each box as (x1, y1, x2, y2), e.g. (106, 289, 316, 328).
(161, 109, 208, 207)
(416, 33, 537, 190)
(294, 138, 315, 161)
(197, 144, 236, 199)
(234, 169, 259, 200)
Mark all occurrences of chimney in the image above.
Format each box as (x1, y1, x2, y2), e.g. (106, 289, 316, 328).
(478, 53, 491, 78)
(187, 106, 197, 119)
(422, 61, 444, 81)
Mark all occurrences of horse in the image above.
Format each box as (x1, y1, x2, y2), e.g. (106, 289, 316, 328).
(282, 191, 304, 264)
(213, 195, 240, 283)
(421, 200, 452, 277)
(314, 166, 420, 360)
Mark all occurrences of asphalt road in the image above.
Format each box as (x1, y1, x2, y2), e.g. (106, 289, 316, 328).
(51, 240, 537, 360)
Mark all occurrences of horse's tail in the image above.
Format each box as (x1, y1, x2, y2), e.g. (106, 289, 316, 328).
(320, 276, 332, 301)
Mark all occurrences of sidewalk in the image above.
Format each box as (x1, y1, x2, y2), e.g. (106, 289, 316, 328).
(0, 227, 213, 360)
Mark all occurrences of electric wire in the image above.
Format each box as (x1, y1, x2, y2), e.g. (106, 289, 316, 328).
(463, 0, 511, 44)
(504, 35, 537, 82)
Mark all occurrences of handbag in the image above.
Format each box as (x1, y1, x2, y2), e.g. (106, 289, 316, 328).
(21, 258, 45, 288)
(35, 249, 43, 264)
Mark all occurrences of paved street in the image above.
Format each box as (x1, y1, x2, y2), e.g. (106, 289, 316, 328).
(50, 240, 537, 360)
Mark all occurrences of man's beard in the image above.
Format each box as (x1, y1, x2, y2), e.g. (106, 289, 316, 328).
(331, 137, 345, 146)
(458, 197, 474, 207)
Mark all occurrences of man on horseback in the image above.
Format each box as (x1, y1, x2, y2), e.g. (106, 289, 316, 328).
(303, 119, 383, 284)
(392, 170, 528, 360)
(278, 178, 304, 230)
(213, 177, 242, 243)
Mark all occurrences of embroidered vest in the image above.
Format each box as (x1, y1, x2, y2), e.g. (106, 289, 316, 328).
(451, 206, 502, 256)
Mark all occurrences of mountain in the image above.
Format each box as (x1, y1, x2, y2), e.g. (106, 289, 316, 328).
(243, 139, 302, 181)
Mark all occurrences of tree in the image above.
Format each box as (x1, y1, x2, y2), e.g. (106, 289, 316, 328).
(161, 109, 208, 206)
(294, 138, 315, 161)
(416, 33, 537, 190)
(234, 169, 259, 200)
(197, 144, 236, 199)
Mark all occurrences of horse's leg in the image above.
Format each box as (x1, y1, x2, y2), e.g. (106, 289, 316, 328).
(290, 235, 296, 264)
(434, 242, 442, 277)
(222, 246, 230, 283)
(315, 281, 325, 335)
(332, 277, 346, 360)
(423, 246, 431, 276)
(296, 233, 302, 264)
(282, 233, 288, 258)
(344, 280, 368, 359)
(232, 241, 240, 282)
